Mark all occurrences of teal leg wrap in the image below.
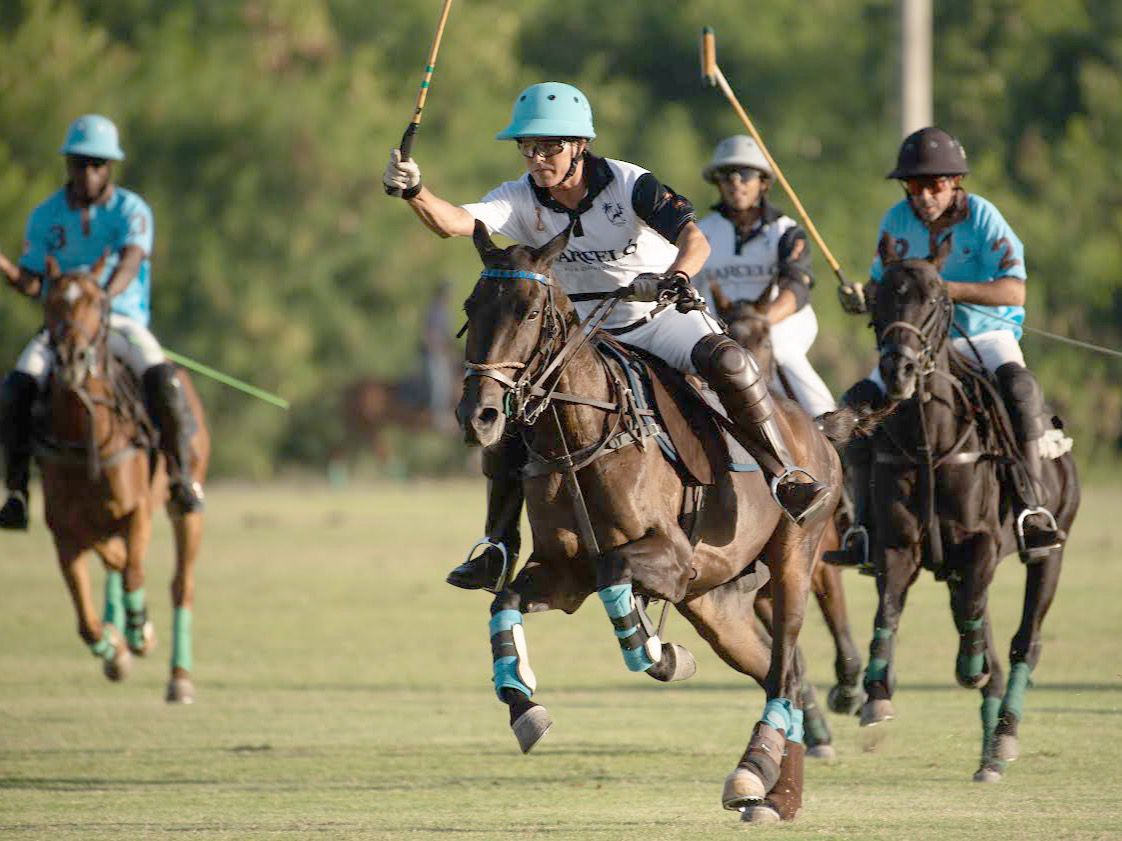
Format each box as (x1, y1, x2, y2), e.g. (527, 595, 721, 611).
(598, 583, 656, 673)
(171, 607, 193, 672)
(956, 617, 986, 682)
(981, 695, 1002, 762)
(88, 631, 115, 662)
(490, 609, 533, 700)
(866, 626, 893, 683)
(788, 708, 805, 745)
(1001, 661, 1032, 721)
(761, 697, 799, 741)
(102, 571, 124, 630)
(123, 587, 148, 650)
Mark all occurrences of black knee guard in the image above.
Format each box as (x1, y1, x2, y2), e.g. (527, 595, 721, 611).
(0, 371, 38, 492)
(691, 334, 771, 423)
(995, 363, 1045, 444)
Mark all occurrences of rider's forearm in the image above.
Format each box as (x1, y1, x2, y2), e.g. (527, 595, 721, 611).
(406, 186, 477, 238)
(104, 246, 144, 298)
(7, 267, 42, 298)
(765, 289, 798, 325)
(945, 277, 1026, 308)
(668, 222, 711, 279)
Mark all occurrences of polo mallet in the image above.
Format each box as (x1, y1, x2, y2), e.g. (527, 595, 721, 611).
(701, 27, 852, 291)
(384, 0, 456, 197)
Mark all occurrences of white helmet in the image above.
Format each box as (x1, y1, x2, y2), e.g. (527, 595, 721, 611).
(703, 135, 773, 182)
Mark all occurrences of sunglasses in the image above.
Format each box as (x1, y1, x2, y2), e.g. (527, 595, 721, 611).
(516, 138, 570, 159)
(714, 166, 761, 183)
(903, 175, 954, 195)
(69, 155, 111, 169)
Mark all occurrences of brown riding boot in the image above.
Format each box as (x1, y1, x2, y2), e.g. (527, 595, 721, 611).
(143, 364, 204, 513)
(447, 431, 525, 592)
(692, 335, 829, 526)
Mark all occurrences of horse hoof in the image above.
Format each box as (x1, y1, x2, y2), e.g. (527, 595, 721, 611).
(647, 643, 697, 683)
(860, 699, 895, 727)
(740, 804, 782, 824)
(128, 621, 157, 656)
(806, 743, 837, 761)
(827, 683, 865, 715)
(721, 767, 767, 810)
(992, 733, 1018, 762)
(165, 676, 196, 704)
(102, 628, 132, 682)
(973, 764, 1003, 783)
(512, 705, 552, 754)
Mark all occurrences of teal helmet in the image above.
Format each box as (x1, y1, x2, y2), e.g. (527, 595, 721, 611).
(59, 114, 125, 161)
(496, 82, 596, 140)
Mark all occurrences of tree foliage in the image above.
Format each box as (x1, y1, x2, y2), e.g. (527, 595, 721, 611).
(0, 1, 1119, 474)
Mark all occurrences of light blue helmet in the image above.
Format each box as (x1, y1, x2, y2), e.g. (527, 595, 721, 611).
(59, 114, 125, 161)
(496, 82, 596, 140)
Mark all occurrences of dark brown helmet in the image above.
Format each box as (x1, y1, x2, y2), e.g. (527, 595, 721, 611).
(887, 127, 969, 179)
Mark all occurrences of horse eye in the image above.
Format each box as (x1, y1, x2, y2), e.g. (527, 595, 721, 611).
(526, 310, 540, 321)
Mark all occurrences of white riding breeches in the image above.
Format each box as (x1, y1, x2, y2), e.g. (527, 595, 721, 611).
(770, 306, 837, 418)
(613, 307, 723, 374)
(15, 313, 166, 388)
(867, 328, 1025, 392)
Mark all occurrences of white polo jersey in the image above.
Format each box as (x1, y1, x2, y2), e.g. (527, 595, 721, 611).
(694, 210, 799, 306)
(462, 158, 681, 330)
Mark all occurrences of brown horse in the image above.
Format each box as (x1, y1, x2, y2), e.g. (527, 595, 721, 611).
(858, 238, 1080, 782)
(456, 222, 880, 824)
(39, 257, 209, 702)
(709, 279, 864, 717)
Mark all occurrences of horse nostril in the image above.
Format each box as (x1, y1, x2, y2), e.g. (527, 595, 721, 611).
(476, 407, 500, 429)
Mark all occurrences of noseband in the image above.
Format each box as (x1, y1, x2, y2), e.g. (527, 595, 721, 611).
(877, 285, 954, 379)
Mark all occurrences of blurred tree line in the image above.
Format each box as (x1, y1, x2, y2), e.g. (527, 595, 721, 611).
(0, 0, 1119, 476)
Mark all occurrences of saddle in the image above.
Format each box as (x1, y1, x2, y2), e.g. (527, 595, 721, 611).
(596, 339, 759, 488)
(32, 354, 156, 474)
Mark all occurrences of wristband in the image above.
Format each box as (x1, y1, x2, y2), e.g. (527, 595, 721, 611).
(401, 182, 422, 200)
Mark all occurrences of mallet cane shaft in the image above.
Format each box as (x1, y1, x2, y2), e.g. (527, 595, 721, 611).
(385, 0, 456, 196)
(700, 27, 852, 289)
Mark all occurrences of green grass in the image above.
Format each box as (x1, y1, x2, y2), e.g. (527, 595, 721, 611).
(1, 479, 1120, 840)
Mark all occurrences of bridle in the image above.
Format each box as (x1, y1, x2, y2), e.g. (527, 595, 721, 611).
(463, 267, 624, 426)
(875, 277, 954, 382)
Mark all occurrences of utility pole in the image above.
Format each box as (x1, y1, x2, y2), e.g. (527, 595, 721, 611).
(900, 0, 933, 136)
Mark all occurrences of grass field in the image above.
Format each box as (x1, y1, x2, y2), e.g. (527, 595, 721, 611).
(1, 479, 1120, 840)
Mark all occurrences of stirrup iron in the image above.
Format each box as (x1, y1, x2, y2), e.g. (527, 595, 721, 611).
(464, 536, 510, 593)
(1015, 506, 1060, 560)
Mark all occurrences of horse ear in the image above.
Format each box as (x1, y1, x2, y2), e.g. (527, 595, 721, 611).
(472, 219, 497, 259)
(709, 279, 732, 313)
(931, 235, 953, 272)
(878, 231, 900, 266)
(533, 224, 571, 269)
(45, 256, 61, 280)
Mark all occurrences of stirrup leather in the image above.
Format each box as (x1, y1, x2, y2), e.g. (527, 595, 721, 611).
(463, 536, 510, 593)
(1015, 506, 1061, 558)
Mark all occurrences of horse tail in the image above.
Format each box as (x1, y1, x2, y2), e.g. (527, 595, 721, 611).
(816, 403, 898, 447)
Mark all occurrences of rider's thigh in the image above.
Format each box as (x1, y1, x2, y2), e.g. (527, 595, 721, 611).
(107, 314, 166, 378)
(950, 329, 1025, 375)
(623, 308, 722, 374)
(15, 331, 51, 388)
(769, 306, 818, 363)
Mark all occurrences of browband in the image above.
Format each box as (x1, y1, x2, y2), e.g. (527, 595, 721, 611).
(480, 268, 552, 285)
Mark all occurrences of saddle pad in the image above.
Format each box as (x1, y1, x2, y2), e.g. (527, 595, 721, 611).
(599, 340, 758, 485)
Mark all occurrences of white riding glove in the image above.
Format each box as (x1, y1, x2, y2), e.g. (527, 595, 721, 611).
(383, 148, 422, 195)
(838, 282, 869, 315)
(625, 272, 665, 302)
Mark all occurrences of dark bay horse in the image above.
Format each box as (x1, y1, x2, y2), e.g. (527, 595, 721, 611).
(858, 237, 1079, 782)
(709, 279, 864, 719)
(39, 257, 209, 702)
(457, 222, 863, 824)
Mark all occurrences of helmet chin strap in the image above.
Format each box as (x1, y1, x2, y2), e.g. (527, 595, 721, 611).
(560, 146, 586, 186)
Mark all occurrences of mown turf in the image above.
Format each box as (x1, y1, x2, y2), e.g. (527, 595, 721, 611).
(1, 479, 1119, 840)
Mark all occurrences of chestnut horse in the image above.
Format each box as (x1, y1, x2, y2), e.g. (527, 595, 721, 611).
(456, 222, 882, 824)
(708, 279, 864, 718)
(39, 258, 209, 702)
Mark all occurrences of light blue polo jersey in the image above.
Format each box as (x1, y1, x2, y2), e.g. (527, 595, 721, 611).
(869, 193, 1026, 340)
(20, 186, 154, 326)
